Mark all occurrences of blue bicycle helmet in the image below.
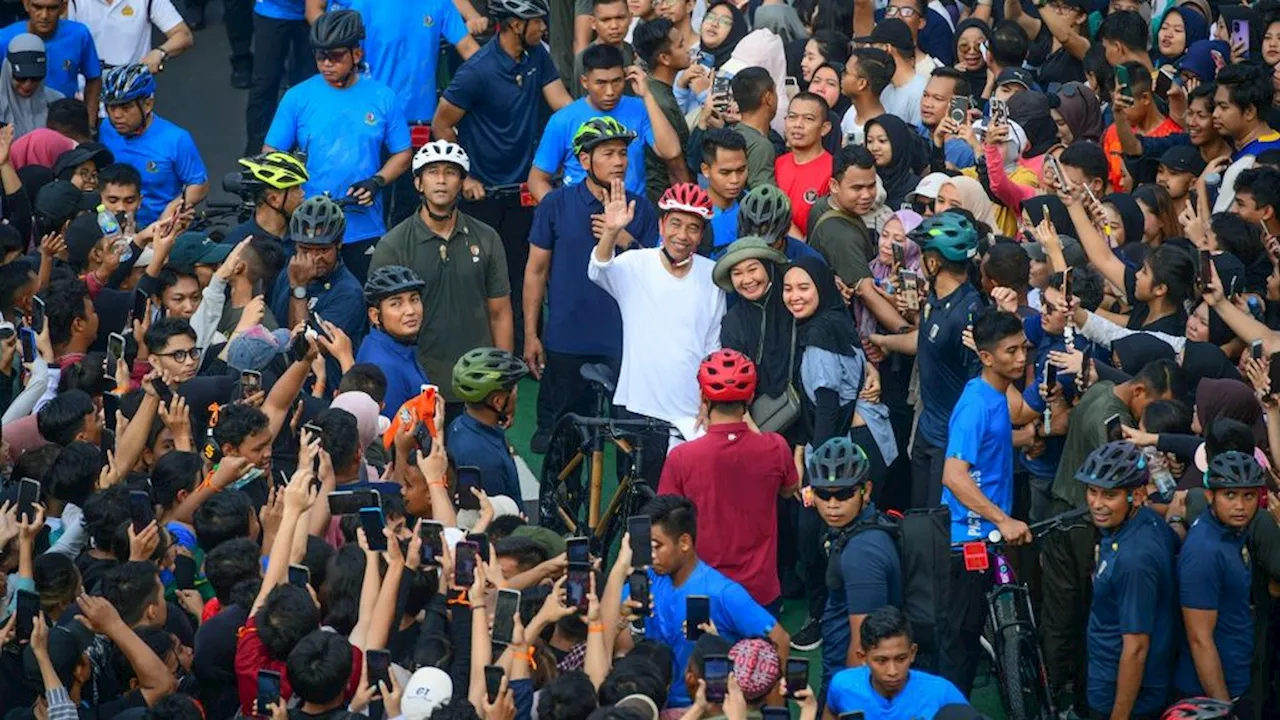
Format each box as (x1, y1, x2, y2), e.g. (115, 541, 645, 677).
(909, 211, 979, 262)
(1074, 441, 1148, 489)
(102, 64, 155, 105)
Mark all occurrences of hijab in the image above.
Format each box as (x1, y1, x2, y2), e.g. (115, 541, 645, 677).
(952, 19, 990, 101)
(1178, 39, 1229, 82)
(1104, 193, 1145, 249)
(1112, 334, 1176, 375)
(1195, 377, 1267, 449)
(10, 127, 74, 170)
(1156, 6, 1209, 64)
(702, 0, 750, 69)
(720, 255, 797, 397)
(789, 256, 862, 357)
(865, 115, 923, 212)
(1023, 195, 1077, 239)
(1180, 342, 1240, 392)
(1054, 82, 1104, 143)
(1007, 91, 1059, 158)
(943, 176, 999, 231)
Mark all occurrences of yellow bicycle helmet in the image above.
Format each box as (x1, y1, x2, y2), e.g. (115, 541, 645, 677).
(237, 152, 309, 191)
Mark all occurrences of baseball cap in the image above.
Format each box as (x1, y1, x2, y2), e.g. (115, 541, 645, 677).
(35, 180, 99, 224)
(23, 619, 95, 691)
(64, 213, 106, 271)
(1022, 235, 1087, 268)
(616, 694, 660, 720)
(8, 33, 46, 80)
(996, 67, 1035, 90)
(52, 142, 115, 181)
(869, 18, 914, 53)
(402, 667, 454, 720)
(511, 524, 566, 558)
(168, 232, 233, 274)
(728, 638, 782, 701)
(1159, 145, 1207, 176)
(909, 172, 950, 201)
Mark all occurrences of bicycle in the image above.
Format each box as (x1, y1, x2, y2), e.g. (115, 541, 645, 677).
(958, 507, 1091, 720)
(538, 363, 681, 561)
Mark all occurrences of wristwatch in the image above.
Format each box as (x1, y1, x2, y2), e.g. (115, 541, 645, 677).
(1168, 515, 1186, 527)
(156, 47, 169, 72)
(291, 285, 307, 301)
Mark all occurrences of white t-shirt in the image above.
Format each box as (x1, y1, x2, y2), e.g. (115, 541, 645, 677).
(881, 73, 926, 129)
(69, 0, 185, 67)
(587, 247, 725, 442)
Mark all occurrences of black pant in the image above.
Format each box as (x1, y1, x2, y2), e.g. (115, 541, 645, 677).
(341, 239, 377, 285)
(535, 351, 620, 436)
(1040, 509, 1098, 708)
(244, 14, 314, 154)
(615, 406, 670, 485)
(462, 195, 536, 357)
(943, 554, 995, 696)
(223, 0, 255, 72)
(909, 426, 946, 509)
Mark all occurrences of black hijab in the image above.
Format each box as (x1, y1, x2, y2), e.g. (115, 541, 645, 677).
(720, 258, 797, 397)
(1112, 334, 1175, 375)
(1023, 195, 1077, 239)
(703, 0, 749, 69)
(866, 115, 922, 212)
(952, 19, 990, 102)
(788, 256, 862, 357)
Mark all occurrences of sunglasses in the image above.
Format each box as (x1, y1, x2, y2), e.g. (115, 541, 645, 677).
(314, 48, 352, 64)
(813, 487, 860, 502)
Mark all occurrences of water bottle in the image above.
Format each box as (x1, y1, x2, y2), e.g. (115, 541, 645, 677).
(1143, 447, 1177, 498)
(97, 205, 131, 262)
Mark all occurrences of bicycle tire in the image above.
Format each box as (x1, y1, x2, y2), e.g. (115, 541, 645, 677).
(998, 628, 1053, 720)
(538, 415, 590, 536)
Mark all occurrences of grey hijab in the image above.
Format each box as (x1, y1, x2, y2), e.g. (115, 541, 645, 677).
(0, 34, 64, 138)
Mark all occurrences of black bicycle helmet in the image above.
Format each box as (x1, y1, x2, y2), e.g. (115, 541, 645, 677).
(489, 0, 550, 20)
(311, 9, 365, 50)
(1161, 698, 1235, 720)
(1074, 440, 1149, 489)
(453, 348, 530, 402)
(807, 437, 871, 490)
(1204, 450, 1267, 490)
(290, 196, 346, 246)
(364, 265, 426, 307)
(737, 185, 792, 244)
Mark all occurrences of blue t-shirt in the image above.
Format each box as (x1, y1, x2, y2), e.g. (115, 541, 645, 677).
(631, 560, 776, 708)
(265, 75, 411, 243)
(820, 508, 902, 685)
(442, 39, 560, 186)
(99, 115, 208, 227)
(532, 96, 656, 197)
(1086, 506, 1178, 715)
(707, 202, 738, 258)
(916, 282, 983, 448)
(528, 181, 658, 357)
(1175, 509, 1255, 698)
(827, 666, 967, 720)
(0, 20, 100, 98)
(354, 327, 430, 419)
(348, 0, 469, 123)
(446, 412, 522, 504)
(942, 376, 1014, 544)
(254, 0, 306, 20)
(782, 236, 824, 262)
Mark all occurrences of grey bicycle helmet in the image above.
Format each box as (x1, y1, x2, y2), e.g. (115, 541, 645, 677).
(364, 265, 426, 307)
(1074, 441, 1149, 489)
(1204, 450, 1267, 490)
(290, 196, 346, 246)
(738, 185, 792, 244)
(807, 437, 871, 490)
(490, 0, 550, 20)
(311, 10, 365, 50)
(453, 348, 530, 402)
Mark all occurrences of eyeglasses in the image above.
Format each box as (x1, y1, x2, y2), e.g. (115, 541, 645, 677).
(314, 48, 351, 64)
(885, 6, 919, 18)
(813, 487, 860, 502)
(155, 347, 201, 363)
(704, 13, 734, 27)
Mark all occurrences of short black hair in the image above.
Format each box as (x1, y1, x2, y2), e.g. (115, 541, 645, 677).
(193, 490, 254, 552)
(1099, 10, 1148, 53)
(582, 43, 625, 73)
(731, 67, 775, 113)
(598, 655, 670, 708)
(37, 390, 96, 447)
(833, 145, 875, 180)
(789, 90, 829, 116)
(98, 163, 142, 192)
(495, 535, 549, 572)
(150, 451, 203, 510)
(57, 352, 110, 397)
(632, 17, 675, 68)
(641, 494, 697, 544)
(144, 317, 196, 354)
(1059, 141, 1109, 189)
(286, 630, 354, 704)
(1188, 81, 1216, 108)
(214, 403, 270, 450)
(34, 552, 81, 616)
(487, 514, 527, 539)
(1050, 266, 1104, 311)
(850, 47, 893, 95)
(0, 262, 31, 316)
(45, 440, 101, 507)
(1133, 358, 1185, 402)
(1142, 398, 1192, 436)
(859, 605, 913, 651)
(1216, 62, 1274, 118)
(101, 561, 161, 627)
(42, 273, 91, 348)
(687, 633, 734, 677)
(983, 241, 1031, 291)
(990, 20, 1029, 68)
(155, 267, 198, 304)
(144, 694, 204, 720)
(1083, 43, 1114, 104)
(929, 66, 971, 99)
(256, 584, 320, 660)
(701, 127, 747, 166)
(337, 364, 387, 404)
(82, 486, 131, 552)
(246, 237, 286, 286)
(1209, 212, 1267, 270)
(972, 310, 1024, 352)
(312, 408, 360, 473)
(204, 537, 262, 604)
(1235, 167, 1280, 211)
(1205, 417, 1256, 458)
(537, 671, 599, 720)
(46, 98, 90, 139)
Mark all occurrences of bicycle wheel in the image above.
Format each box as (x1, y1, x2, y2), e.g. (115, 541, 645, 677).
(538, 415, 590, 536)
(998, 627, 1053, 720)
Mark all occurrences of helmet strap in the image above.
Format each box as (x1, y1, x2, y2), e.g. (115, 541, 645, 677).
(661, 245, 693, 268)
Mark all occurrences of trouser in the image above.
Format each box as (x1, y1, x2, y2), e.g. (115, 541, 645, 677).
(341, 239, 377, 285)
(614, 406, 669, 484)
(1041, 505, 1098, 709)
(534, 351, 620, 437)
(224, 0, 255, 71)
(462, 195, 536, 357)
(244, 14, 314, 154)
(942, 554, 995, 696)
(909, 426, 946, 509)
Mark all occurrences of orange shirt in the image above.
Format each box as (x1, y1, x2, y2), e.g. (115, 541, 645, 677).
(1102, 116, 1182, 191)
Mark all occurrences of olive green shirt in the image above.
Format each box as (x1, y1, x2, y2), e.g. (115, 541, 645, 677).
(370, 211, 510, 403)
(806, 196, 874, 287)
(732, 122, 776, 189)
(644, 76, 688, 204)
(1051, 381, 1133, 508)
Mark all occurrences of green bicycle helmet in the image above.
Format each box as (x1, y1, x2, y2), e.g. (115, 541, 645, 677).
(737, 185, 792, 244)
(807, 437, 872, 490)
(1204, 450, 1268, 490)
(453, 348, 530, 402)
(572, 117, 637, 156)
(909, 211, 979, 262)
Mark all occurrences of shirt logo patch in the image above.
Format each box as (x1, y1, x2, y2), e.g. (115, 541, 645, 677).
(121, 4, 134, 15)
(62, 59, 72, 71)
(145, 160, 158, 173)
(928, 323, 939, 342)
(469, 245, 480, 262)
(364, 112, 377, 126)
(803, 189, 817, 205)
(423, 14, 434, 26)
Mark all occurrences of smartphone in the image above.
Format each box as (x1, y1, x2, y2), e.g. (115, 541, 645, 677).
(307, 310, 333, 343)
(567, 536, 590, 567)
(420, 520, 444, 563)
(783, 76, 800, 101)
(711, 74, 732, 112)
(567, 566, 591, 613)
(366, 648, 392, 690)
(785, 658, 810, 697)
(1104, 413, 1123, 442)
(16, 477, 39, 524)
(1269, 352, 1280, 396)
(128, 490, 153, 533)
(469, 532, 490, 564)
(902, 272, 920, 312)
(492, 588, 521, 645)
(1189, 188, 1200, 213)
(455, 465, 482, 510)
(989, 97, 1008, 126)
(106, 332, 126, 375)
(1252, 339, 1264, 361)
(891, 242, 905, 268)
(697, 51, 715, 68)
(16, 589, 39, 644)
(30, 296, 44, 334)
(327, 489, 381, 516)
(175, 555, 197, 590)
(288, 564, 310, 588)
(703, 655, 731, 704)
(484, 665, 505, 704)
(103, 391, 119, 434)
(629, 570, 650, 614)
(762, 709, 790, 720)
(150, 376, 173, 402)
(1232, 19, 1251, 56)
(1062, 267, 1073, 301)
(1114, 64, 1132, 98)
(132, 289, 150, 323)
(454, 540, 479, 587)
(948, 95, 971, 124)
(20, 327, 34, 363)
(240, 370, 262, 400)
(686, 595, 710, 640)
(413, 420, 433, 457)
(256, 669, 283, 716)
(1044, 360, 1057, 390)
(1046, 154, 1068, 190)
(359, 507, 387, 551)
(1200, 250, 1214, 287)
(628, 515, 652, 567)
(287, 332, 309, 363)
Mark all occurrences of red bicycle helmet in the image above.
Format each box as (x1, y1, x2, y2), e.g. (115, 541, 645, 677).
(659, 182, 714, 220)
(698, 350, 758, 403)
(1161, 698, 1234, 720)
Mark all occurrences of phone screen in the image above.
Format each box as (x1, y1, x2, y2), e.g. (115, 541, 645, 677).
(703, 656, 730, 703)
(128, 490, 153, 533)
(16, 589, 39, 644)
(132, 289, 149, 324)
(31, 296, 44, 334)
(288, 333, 309, 363)
(484, 665, 505, 704)
(1200, 250, 1214, 287)
(20, 328, 34, 363)
(359, 508, 387, 551)
(628, 515, 652, 567)
(175, 555, 197, 590)
(903, 272, 920, 311)
(1105, 413, 1123, 442)
(1044, 361, 1057, 390)
(455, 466, 482, 510)
(567, 537, 590, 566)
(257, 670, 282, 716)
(567, 567, 590, 613)
(420, 521, 444, 564)
(492, 589, 521, 645)
(366, 649, 392, 690)
(1252, 340, 1264, 360)
(455, 541, 479, 587)
(629, 570, 650, 613)
(107, 332, 125, 372)
(785, 658, 810, 697)
(468, 532, 489, 563)
(103, 392, 120, 434)
(414, 421, 433, 457)
(17, 478, 39, 523)
(686, 595, 710, 640)
(151, 377, 174, 402)
(1114, 64, 1132, 97)
(288, 564, 310, 587)
(241, 370, 262, 400)
(327, 489, 380, 516)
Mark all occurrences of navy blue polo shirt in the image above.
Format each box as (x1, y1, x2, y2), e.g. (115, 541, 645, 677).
(1175, 508, 1255, 698)
(528, 181, 659, 357)
(270, 260, 367, 346)
(442, 38, 560, 186)
(1086, 506, 1178, 715)
(446, 412, 522, 504)
(354, 327, 429, 420)
(916, 282, 984, 448)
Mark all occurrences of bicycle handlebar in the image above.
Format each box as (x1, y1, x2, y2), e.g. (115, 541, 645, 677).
(562, 413, 686, 440)
(952, 507, 1090, 549)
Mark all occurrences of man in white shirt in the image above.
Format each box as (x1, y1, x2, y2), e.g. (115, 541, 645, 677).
(868, 18, 926, 129)
(69, 0, 192, 70)
(587, 179, 724, 480)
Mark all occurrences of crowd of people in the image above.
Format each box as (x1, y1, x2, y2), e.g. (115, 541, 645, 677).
(1, 0, 1280, 719)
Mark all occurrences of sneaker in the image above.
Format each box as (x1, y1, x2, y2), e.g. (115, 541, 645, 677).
(789, 618, 822, 651)
(230, 69, 252, 89)
(530, 428, 552, 454)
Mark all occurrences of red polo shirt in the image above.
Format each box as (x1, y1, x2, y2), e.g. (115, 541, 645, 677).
(658, 422, 798, 606)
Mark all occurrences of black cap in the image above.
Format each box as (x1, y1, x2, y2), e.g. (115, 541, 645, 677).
(1158, 145, 1207, 176)
(23, 619, 94, 691)
(64, 213, 105, 271)
(34, 180, 100, 225)
(7, 32, 46, 80)
(996, 67, 1036, 90)
(52, 143, 115, 181)
(869, 18, 915, 53)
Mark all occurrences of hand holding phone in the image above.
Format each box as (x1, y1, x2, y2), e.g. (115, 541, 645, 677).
(686, 595, 710, 640)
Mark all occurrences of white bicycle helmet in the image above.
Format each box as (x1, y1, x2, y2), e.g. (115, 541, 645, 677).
(413, 140, 470, 175)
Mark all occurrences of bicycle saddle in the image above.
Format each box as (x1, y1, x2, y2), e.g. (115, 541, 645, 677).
(579, 363, 617, 394)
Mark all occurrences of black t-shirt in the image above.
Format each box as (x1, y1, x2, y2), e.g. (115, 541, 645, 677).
(1123, 265, 1187, 336)
(1028, 24, 1086, 87)
(194, 603, 250, 720)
